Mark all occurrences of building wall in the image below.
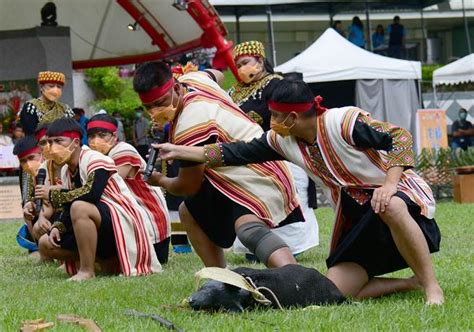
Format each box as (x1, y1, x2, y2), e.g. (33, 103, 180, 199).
(0, 27, 74, 106)
(72, 71, 95, 116)
(452, 25, 474, 57)
(226, 20, 428, 65)
(223, 11, 474, 65)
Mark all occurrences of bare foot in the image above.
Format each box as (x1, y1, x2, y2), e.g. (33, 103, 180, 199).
(425, 285, 444, 305)
(68, 270, 95, 282)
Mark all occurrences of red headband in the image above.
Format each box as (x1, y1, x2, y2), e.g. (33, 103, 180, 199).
(138, 78, 175, 104)
(35, 128, 47, 141)
(49, 131, 81, 140)
(268, 96, 327, 115)
(268, 101, 313, 113)
(18, 146, 41, 159)
(87, 120, 117, 132)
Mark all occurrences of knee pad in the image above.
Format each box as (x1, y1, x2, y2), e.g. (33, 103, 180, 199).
(236, 221, 288, 265)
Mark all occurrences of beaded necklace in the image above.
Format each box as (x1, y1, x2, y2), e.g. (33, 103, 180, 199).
(229, 74, 282, 106)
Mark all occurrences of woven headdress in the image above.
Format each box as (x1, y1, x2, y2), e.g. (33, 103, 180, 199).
(37, 71, 66, 85)
(233, 41, 265, 61)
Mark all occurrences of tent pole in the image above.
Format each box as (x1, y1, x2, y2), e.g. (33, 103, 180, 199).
(235, 7, 241, 44)
(90, 0, 113, 59)
(420, 7, 426, 63)
(266, 5, 277, 66)
(462, 0, 472, 54)
(365, 2, 373, 51)
(433, 84, 438, 108)
(418, 80, 423, 109)
(328, 3, 334, 27)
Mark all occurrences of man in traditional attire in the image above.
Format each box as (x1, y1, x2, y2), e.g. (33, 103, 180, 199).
(133, 61, 304, 269)
(154, 79, 444, 305)
(13, 132, 64, 244)
(13, 136, 44, 251)
(25, 123, 69, 242)
(87, 113, 171, 264)
(229, 40, 319, 258)
(17, 71, 74, 205)
(19, 71, 74, 135)
(35, 118, 160, 281)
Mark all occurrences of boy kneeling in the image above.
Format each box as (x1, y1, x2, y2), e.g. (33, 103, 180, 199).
(36, 118, 160, 280)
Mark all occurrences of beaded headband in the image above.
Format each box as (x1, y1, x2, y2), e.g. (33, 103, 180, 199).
(38, 71, 66, 85)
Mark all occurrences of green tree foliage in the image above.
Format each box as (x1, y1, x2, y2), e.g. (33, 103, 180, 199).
(84, 68, 141, 118)
(222, 70, 237, 91)
(84, 67, 125, 99)
(84, 67, 143, 139)
(422, 64, 442, 82)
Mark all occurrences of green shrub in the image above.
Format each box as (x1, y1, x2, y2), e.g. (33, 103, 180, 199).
(416, 147, 474, 199)
(84, 68, 142, 139)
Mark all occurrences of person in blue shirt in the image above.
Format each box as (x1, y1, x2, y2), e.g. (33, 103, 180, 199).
(451, 108, 474, 150)
(348, 16, 365, 48)
(372, 24, 385, 49)
(73, 108, 89, 145)
(387, 16, 406, 59)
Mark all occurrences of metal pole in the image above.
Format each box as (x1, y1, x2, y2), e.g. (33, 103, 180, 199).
(266, 5, 277, 66)
(418, 79, 423, 108)
(462, 0, 472, 54)
(420, 8, 426, 62)
(235, 7, 241, 44)
(365, 2, 373, 51)
(90, 0, 113, 59)
(328, 3, 334, 27)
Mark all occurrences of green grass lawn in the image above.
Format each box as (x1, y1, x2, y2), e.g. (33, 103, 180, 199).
(1, 202, 473, 331)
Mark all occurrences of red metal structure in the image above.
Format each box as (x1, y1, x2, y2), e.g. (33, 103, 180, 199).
(72, 0, 238, 77)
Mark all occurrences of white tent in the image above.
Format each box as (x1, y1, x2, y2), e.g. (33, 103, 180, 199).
(276, 28, 421, 82)
(275, 28, 422, 142)
(433, 53, 474, 86)
(431, 53, 474, 115)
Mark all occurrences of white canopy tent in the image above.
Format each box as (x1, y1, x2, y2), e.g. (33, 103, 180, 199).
(276, 28, 421, 82)
(432, 53, 474, 106)
(433, 53, 474, 86)
(275, 28, 422, 138)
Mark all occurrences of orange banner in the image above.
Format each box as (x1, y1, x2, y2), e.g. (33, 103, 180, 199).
(416, 109, 448, 152)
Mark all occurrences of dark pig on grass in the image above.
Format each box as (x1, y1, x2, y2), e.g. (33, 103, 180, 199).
(188, 264, 346, 313)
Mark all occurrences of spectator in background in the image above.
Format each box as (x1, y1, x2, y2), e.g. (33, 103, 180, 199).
(132, 107, 150, 160)
(372, 24, 385, 49)
(19, 71, 74, 135)
(73, 107, 89, 145)
(348, 16, 365, 48)
(0, 123, 13, 146)
(388, 16, 406, 59)
(112, 111, 126, 142)
(332, 20, 345, 38)
(12, 125, 24, 144)
(451, 108, 474, 150)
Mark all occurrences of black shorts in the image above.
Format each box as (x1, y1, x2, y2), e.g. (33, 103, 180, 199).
(58, 201, 117, 259)
(184, 179, 304, 248)
(326, 191, 441, 277)
(153, 237, 170, 264)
